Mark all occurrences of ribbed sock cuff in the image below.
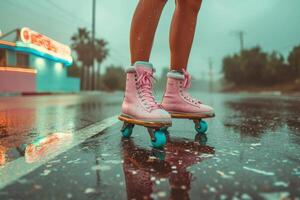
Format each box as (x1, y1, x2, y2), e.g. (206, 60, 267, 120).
(134, 61, 153, 69)
(167, 70, 184, 79)
(126, 61, 154, 73)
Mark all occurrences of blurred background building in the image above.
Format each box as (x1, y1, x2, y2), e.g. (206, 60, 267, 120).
(0, 0, 299, 94)
(0, 27, 79, 93)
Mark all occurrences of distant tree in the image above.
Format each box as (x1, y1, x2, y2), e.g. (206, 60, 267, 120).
(71, 28, 108, 90)
(101, 66, 126, 91)
(222, 47, 298, 86)
(223, 47, 268, 85)
(67, 61, 81, 78)
(240, 47, 268, 85)
(71, 28, 92, 90)
(288, 44, 300, 78)
(94, 39, 109, 90)
(223, 54, 244, 84)
(263, 52, 293, 84)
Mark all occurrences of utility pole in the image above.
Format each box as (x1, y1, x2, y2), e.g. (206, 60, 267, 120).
(92, 0, 96, 43)
(233, 30, 246, 53)
(208, 58, 213, 92)
(91, 0, 96, 90)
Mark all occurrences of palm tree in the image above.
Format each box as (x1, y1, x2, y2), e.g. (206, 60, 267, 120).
(71, 28, 108, 90)
(71, 28, 92, 90)
(94, 39, 108, 90)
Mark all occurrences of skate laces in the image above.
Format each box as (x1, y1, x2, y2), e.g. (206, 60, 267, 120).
(137, 70, 161, 110)
(182, 69, 192, 89)
(182, 69, 202, 104)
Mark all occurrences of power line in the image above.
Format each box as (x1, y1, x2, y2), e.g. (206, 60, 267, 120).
(3, 0, 74, 27)
(92, 0, 96, 42)
(44, 0, 89, 24)
(208, 58, 214, 92)
(3, 0, 88, 27)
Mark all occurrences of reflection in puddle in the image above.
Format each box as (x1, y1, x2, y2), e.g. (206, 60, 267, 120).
(0, 96, 106, 167)
(0, 145, 6, 166)
(0, 96, 105, 165)
(224, 98, 300, 137)
(25, 132, 73, 163)
(121, 137, 215, 199)
(0, 132, 73, 166)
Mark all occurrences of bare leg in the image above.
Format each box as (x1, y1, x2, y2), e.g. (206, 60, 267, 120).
(130, 0, 167, 65)
(170, 0, 203, 71)
(162, 0, 215, 120)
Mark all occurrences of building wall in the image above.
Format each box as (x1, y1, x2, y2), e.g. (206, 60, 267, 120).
(6, 50, 16, 66)
(29, 55, 80, 92)
(0, 49, 7, 66)
(1, 49, 79, 93)
(0, 70, 36, 92)
(0, 50, 35, 92)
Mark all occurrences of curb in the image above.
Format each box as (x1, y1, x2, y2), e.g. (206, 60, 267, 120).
(0, 91, 112, 97)
(0, 92, 76, 97)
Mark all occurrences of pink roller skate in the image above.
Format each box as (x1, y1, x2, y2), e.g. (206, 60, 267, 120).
(119, 62, 172, 148)
(161, 69, 215, 143)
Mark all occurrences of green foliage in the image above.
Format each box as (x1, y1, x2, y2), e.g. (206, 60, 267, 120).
(70, 28, 109, 90)
(223, 46, 300, 86)
(263, 52, 293, 84)
(71, 28, 94, 67)
(101, 65, 126, 91)
(288, 45, 300, 77)
(67, 62, 81, 78)
(223, 54, 244, 84)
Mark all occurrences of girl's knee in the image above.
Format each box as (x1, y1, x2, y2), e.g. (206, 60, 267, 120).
(177, 0, 202, 12)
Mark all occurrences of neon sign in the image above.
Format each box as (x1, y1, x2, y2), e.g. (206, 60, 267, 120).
(19, 27, 72, 65)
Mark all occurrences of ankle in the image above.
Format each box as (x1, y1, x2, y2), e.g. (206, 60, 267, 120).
(167, 70, 185, 80)
(134, 61, 153, 69)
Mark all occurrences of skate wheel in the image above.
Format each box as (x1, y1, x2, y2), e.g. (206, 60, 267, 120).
(160, 127, 168, 131)
(195, 133, 208, 145)
(195, 120, 208, 134)
(159, 127, 170, 142)
(121, 123, 134, 138)
(151, 130, 167, 149)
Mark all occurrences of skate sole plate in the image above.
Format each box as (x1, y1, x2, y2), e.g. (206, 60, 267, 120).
(118, 115, 172, 128)
(170, 112, 215, 119)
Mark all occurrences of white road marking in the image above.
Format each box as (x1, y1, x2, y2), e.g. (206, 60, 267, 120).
(243, 166, 275, 176)
(0, 115, 119, 190)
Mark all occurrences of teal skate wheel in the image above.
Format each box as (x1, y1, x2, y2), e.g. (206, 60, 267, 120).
(121, 123, 134, 138)
(151, 130, 167, 149)
(195, 120, 208, 134)
(159, 127, 168, 131)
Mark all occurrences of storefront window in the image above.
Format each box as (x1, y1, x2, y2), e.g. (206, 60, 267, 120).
(0, 49, 6, 66)
(16, 52, 29, 67)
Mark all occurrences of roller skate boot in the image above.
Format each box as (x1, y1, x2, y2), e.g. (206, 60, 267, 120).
(161, 69, 215, 142)
(119, 61, 172, 148)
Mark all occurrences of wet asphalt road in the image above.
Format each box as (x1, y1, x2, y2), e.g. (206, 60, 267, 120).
(0, 92, 299, 200)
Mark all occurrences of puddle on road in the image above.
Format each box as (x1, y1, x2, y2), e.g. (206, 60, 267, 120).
(120, 137, 215, 200)
(1, 94, 300, 199)
(0, 132, 73, 167)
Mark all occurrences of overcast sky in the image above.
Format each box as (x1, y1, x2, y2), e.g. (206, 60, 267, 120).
(1, 0, 300, 79)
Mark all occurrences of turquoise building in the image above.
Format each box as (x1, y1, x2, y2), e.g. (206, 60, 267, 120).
(0, 27, 80, 93)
